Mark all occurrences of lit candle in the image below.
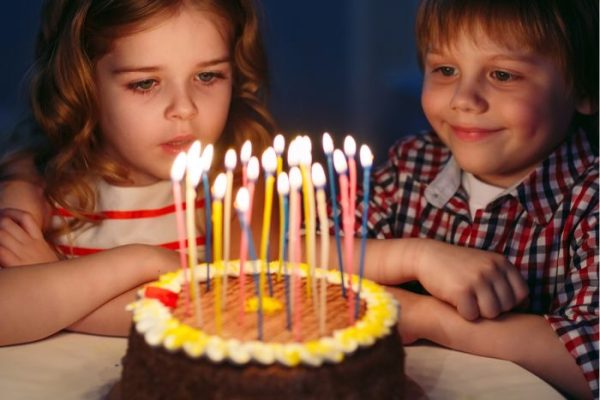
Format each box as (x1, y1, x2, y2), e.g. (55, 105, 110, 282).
(223, 149, 236, 304)
(186, 141, 203, 323)
(289, 166, 303, 341)
(355, 145, 373, 318)
(311, 162, 328, 336)
(235, 187, 263, 340)
(322, 133, 345, 297)
(201, 144, 214, 291)
(239, 156, 259, 322)
(299, 137, 317, 305)
(260, 147, 277, 297)
(240, 140, 252, 187)
(212, 173, 226, 333)
(170, 152, 191, 313)
(344, 135, 357, 242)
(273, 134, 286, 280)
(334, 149, 355, 324)
(277, 171, 292, 330)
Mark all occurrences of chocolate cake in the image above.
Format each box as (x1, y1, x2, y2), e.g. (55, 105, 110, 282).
(118, 262, 405, 399)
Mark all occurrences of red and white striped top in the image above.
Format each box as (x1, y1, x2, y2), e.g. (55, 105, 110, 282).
(51, 180, 205, 258)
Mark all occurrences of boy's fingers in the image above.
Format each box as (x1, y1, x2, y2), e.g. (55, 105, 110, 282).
(0, 217, 29, 244)
(456, 292, 479, 321)
(475, 283, 501, 319)
(491, 271, 517, 312)
(506, 268, 529, 303)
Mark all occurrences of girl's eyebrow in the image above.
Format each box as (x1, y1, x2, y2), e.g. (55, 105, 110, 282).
(111, 56, 232, 74)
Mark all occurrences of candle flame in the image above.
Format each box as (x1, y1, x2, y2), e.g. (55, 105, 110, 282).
(212, 172, 227, 199)
(273, 134, 285, 155)
(311, 163, 326, 188)
(241, 140, 252, 164)
(170, 152, 187, 182)
(261, 147, 277, 174)
(235, 187, 250, 213)
(322, 132, 334, 155)
(287, 138, 299, 167)
(277, 171, 290, 195)
(300, 136, 312, 166)
(343, 135, 356, 157)
(187, 140, 202, 160)
(187, 155, 203, 187)
(247, 156, 260, 181)
(201, 144, 214, 171)
(225, 148, 237, 170)
(333, 149, 348, 174)
(289, 166, 303, 190)
(360, 145, 373, 168)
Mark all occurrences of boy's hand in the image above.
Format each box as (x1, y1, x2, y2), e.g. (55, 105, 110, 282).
(414, 240, 528, 320)
(0, 208, 59, 267)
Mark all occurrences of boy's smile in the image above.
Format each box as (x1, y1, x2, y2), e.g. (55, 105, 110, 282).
(421, 31, 584, 188)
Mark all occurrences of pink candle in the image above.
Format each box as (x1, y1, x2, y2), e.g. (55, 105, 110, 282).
(170, 152, 190, 313)
(334, 149, 355, 324)
(238, 140, 252, 323)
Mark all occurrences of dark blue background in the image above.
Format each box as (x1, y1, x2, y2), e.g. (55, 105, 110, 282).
(0, 1, 429, 163)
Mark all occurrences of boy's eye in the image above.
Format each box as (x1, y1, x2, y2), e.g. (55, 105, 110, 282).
(433, 66, 456, 77)
(129, 79, 157, 92)
(491, 70, 515, 82)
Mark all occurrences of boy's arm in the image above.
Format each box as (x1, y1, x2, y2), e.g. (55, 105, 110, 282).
(389, 287, 592, 400)
(354, 237, 529, 320)
(0, 244, 179, 346)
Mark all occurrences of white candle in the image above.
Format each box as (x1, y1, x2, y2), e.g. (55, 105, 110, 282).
(311, 162, 328, 336)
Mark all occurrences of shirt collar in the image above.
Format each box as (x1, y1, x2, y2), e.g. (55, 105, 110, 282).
(425, 128, 597, 224)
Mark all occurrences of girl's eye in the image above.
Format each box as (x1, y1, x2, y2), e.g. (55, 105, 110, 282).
(197, 72, 221, 83)
(432, 66, 456, 77)
(128, 79, 157, 92)
(491, 70, 516, 82)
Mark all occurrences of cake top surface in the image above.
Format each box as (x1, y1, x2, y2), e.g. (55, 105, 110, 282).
(128, 261, 399, 367)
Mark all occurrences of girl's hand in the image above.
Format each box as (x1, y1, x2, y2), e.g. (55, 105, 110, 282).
(413, 240, 528, 321)
(385, 286, 432, 344)
(0, 208, 59, 267)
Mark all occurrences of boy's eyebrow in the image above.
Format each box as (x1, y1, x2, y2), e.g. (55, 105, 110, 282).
(111, 56, 232, 74)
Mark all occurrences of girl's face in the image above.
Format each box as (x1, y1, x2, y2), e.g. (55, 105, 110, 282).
(421, 31, 585, 188)
(95, 6, 232, 185)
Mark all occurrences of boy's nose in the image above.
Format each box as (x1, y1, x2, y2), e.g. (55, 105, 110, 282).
(450, 80, 488, 113)
(165, 86, 198, 120)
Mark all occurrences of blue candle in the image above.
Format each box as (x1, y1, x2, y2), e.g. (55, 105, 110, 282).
(322, 133, 346, 297)
(355, 145, 373, 318)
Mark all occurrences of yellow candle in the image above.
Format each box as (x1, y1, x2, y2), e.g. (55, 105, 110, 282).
(185, 141, 203, 324)
(299, 137, 316, 302)
(312, 163, 329, 336)
(212, 173, 226, 334)
(274, 134, 285, 280)
(259, 148, 277, 295)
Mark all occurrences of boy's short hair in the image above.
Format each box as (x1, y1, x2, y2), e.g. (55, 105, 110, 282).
(415, 0, 598, 111)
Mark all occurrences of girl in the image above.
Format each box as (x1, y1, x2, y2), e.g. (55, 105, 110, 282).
(0, 0, 275, 345)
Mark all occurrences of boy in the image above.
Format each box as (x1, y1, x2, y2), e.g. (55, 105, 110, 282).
(359, 1, 598, 398)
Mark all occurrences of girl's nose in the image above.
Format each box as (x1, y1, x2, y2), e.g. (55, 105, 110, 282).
(449, 79, 488, 114)
(165, 86, 198, 120)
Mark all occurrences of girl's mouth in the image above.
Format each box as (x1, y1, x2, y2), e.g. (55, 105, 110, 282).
(160, 136, 196, 154)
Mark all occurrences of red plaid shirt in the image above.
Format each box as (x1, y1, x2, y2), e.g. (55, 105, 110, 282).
(359, 128, 599, 396)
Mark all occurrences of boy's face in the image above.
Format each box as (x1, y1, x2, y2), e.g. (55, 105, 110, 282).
(94, 6, 232, 185)
(421, 31, 581, 188)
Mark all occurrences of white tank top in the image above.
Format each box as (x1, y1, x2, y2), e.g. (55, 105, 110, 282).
(51, 180, 205, 258)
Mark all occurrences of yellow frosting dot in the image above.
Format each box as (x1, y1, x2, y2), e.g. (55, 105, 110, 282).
(244, 296, 283, 315)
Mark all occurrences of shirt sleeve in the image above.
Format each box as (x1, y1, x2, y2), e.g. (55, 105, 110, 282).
(355, 148, 402, 239)
(544, 210, 599, 398)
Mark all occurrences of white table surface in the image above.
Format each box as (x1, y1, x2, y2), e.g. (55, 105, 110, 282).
(0, 332, 565, 400)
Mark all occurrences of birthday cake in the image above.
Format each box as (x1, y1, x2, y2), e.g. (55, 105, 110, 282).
(117, 261, 405, 399)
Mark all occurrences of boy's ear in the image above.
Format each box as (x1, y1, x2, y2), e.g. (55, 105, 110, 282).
(576, 96, 598, 115)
